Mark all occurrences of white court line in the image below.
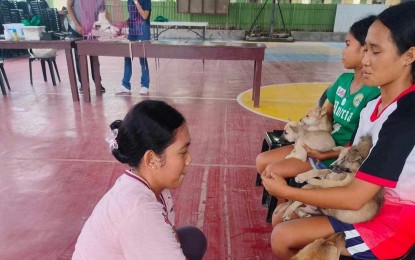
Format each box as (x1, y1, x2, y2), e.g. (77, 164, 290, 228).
(192, 163, 255, 168)
(8, 92, 239, 101)
(12, 158, 256, 168)
(236, 85, 286, 121)
(223, 169, 232, 260)
(196, 167, 208, 229)
(223, 104, 232, 259)
(13, 158, 119, 163)
(145, 95, 237, 101)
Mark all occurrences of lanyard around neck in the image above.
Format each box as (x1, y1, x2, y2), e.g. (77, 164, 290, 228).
(124, 170, 168, 214)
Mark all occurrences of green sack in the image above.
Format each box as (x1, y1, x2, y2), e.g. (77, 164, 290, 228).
(153, 16, 168, 22)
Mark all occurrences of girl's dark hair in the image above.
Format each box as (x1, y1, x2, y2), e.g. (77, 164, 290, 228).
(377, 1, 415, 82)
(110, 100, 186, 167)
(349, 15, 376, 46)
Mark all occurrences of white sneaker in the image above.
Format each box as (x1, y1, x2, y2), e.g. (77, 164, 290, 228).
(116, 85, 131, 95)
(77, 82, 83, 94)
(139, 86, 149, 95)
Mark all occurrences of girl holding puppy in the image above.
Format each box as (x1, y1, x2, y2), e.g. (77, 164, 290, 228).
(262, 2, 415, 259)
(256, 16, 380, 222)
(257, 16, 380, 178)
(72, 100, 207, 260)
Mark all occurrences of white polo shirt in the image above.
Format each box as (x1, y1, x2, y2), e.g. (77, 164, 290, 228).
(72, 171, 186, 260)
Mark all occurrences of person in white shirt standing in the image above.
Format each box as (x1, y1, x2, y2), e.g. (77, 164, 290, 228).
(66, 0, 106, 94)
(73, 100, 207, 260)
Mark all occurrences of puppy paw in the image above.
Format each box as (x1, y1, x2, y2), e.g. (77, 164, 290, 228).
(282, 215, 291, 222)
(295, 174, 309, 183)
(297, 211, 311, 218)
(291, 155, 307, 162)
(285, 154, 292, 159)
(306, 178, 321, 186)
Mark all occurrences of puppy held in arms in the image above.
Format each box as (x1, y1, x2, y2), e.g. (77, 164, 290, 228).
(300, 106, 332, 132)
(282, 121, 335, 162)
(280, 135, 384, 224)
(91, 11, 120, 37)
(291, 232, 345, 260)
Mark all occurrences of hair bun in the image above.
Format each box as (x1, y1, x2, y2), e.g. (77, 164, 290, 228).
(110, 120, 122, 131)
(112, 149, 130, 164)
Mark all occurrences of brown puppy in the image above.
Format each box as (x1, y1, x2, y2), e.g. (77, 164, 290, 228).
(300, 106, 332, 132)
(281, 135, 384, 223)
(291, 232, 346, 260)
(295, 135, 373, 185)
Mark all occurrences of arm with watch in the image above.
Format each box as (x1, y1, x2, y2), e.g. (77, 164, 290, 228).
(133, 0, 150, 20)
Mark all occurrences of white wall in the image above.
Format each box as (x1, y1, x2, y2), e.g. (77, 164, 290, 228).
(50, 0, 65, 9)
(333, 4, 388, 32)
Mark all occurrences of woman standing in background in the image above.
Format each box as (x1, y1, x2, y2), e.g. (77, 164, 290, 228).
(118, 0, 151, 95)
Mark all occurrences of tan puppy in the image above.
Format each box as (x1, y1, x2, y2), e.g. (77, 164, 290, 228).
(291, 232, 346, 260)
(282, 121, 335, 162)
(281, 135, 384, 224)
(300, 106, 332, 132)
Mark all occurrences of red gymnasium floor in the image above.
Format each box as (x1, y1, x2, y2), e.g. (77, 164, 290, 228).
(0, 41, 345, 259)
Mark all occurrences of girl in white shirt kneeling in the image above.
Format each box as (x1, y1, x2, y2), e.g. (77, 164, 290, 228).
(73, 100, 207, 260)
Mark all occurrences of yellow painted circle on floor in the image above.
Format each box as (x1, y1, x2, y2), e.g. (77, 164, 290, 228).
(237, 83, 331, 122)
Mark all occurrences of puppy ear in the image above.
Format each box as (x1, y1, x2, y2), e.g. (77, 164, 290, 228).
(284, 122, 296, 133)
(291, 125, 298, 133)
(351, 154, 364, 163)
(287, 121, 298, 128)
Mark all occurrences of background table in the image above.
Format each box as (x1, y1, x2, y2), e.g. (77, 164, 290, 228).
(0, 39, 78, 101)
(76, 40, 265, 107)
(151, 21, 209, 40)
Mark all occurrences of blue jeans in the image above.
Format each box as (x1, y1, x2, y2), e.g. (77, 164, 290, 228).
(122, 22, 150, 89)
(309, 157, 329, 170)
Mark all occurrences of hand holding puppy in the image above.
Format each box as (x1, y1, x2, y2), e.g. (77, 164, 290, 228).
(302, 144, 323, 160)
(303, 143, 342, 161)
(261, 172, 289, 197)
(261, 162, 280, 178)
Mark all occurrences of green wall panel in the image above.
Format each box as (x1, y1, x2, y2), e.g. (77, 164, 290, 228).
(101, 1, 336, 31)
